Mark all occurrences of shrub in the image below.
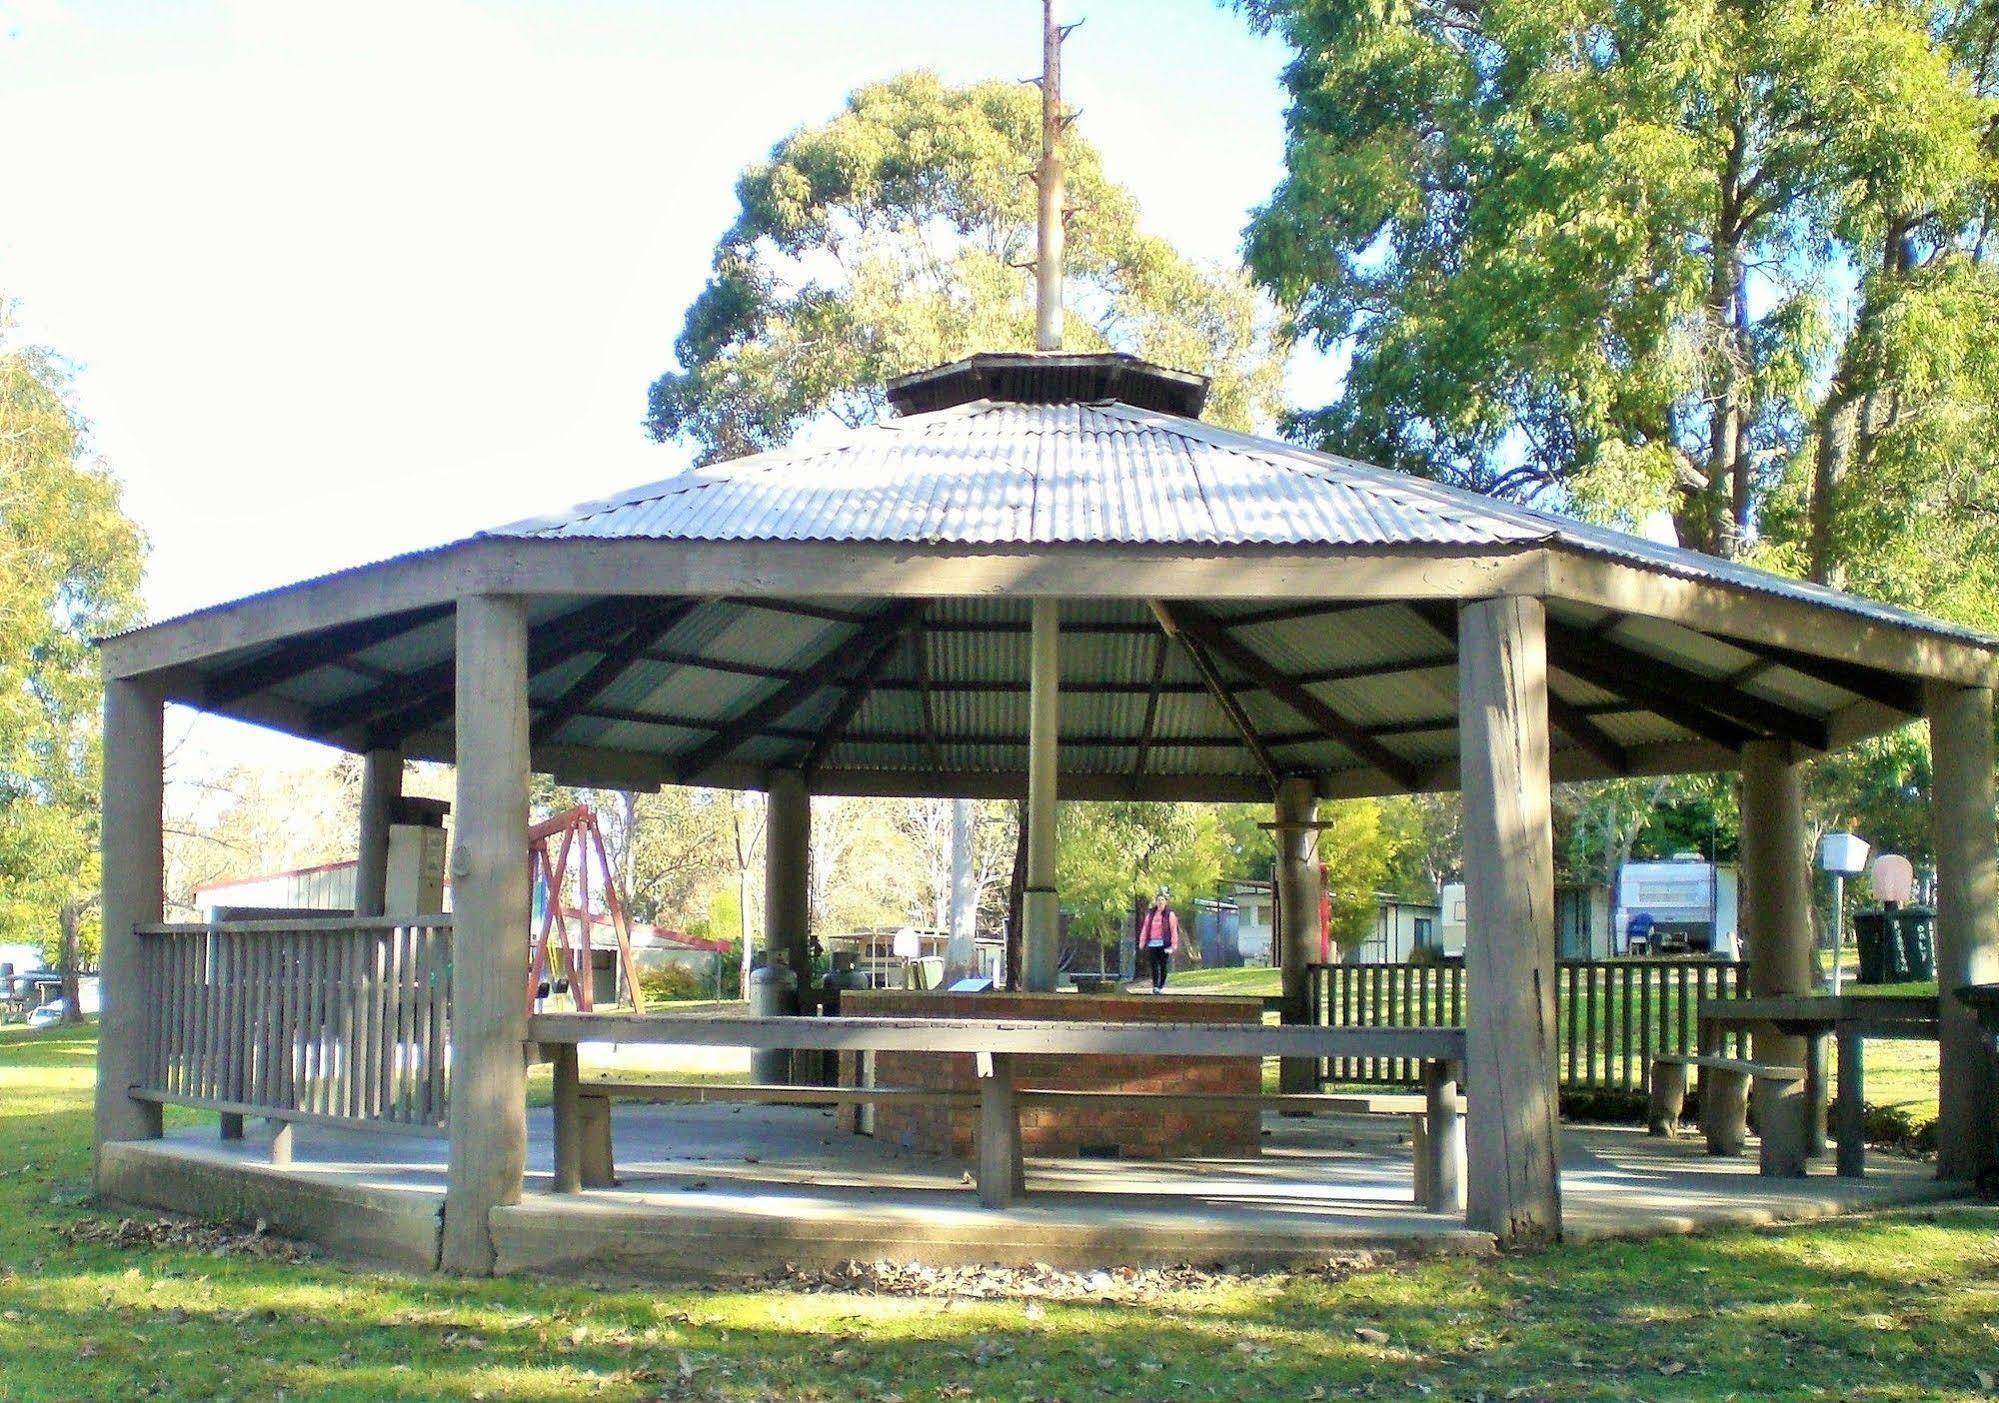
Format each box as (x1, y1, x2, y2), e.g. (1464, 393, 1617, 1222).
(637, 962, 708, 1004)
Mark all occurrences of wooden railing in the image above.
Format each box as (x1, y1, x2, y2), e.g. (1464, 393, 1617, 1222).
(1309, 957, 1751, 1093)
(132, 917, 452, 1132)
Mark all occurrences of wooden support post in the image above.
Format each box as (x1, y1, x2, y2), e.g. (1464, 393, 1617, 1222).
(1928, 682, 1999, 1185)
(440, 596, 532, 1275)
(220, 1113, 245, 1141)
(765, 770, 812, 997)
(269, 1121, 294, 1168)
(1275, 776, 1321, 1095)
(1421, 1061, 1465, 1214)
(94, 673, 166, 1179)
(1739, 739, 1813, 1174)
(354, 747, 402, 918)
(1457, 597, 1561, 1244)
(579, 1094, 616, 1188)
(551, 1043, 581, 1194)
(976, 1050, 1023, 1208)
(1835, 1027, 1867, 1178)
(1023, 599, 1060, 993)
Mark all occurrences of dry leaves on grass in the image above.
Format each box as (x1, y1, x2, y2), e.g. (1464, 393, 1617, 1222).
(758, 1252, 1387, 1301)
(58, 1215, 314, 1264)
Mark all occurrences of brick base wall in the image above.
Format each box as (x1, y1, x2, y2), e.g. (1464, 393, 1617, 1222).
(841, 992, 1262, 1159)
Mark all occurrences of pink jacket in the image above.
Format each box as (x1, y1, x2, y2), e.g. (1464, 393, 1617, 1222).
(1139, 908, 1179, 951)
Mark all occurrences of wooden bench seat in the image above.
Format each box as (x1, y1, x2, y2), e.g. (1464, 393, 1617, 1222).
(1648, 1053, 1805, 1162)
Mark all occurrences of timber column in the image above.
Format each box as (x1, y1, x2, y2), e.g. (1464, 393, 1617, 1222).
(1023, 598, 1061, 992)
(765, 769, 811, 987)
(354, 747, 402, 918)
(1739, 739, 1814, 1174)
(441, 596, 532, 1275)
(1457, 595, 1561, 1244)
(94, 672, 167, 1177)
(1928, 682, 1998, 1184)
(1275, 775, 1322, 1094)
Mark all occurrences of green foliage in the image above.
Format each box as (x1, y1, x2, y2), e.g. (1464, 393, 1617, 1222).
(647, 70, 1286, 459)
(1242, 0, 1999, 617)
(0, 309, 145, 971)
(1314, 800, 1395, 952)
(634, 960, 710, 1004)
(1056, 801, 1231, 951)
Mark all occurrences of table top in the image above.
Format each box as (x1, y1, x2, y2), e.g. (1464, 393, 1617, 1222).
(1697, 993, 1939, 1037)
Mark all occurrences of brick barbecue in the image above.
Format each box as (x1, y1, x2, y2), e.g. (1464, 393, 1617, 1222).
(841, 990, 1264, 1159)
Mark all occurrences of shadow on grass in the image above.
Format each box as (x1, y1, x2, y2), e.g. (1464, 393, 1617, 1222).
(4, 1025, 1996, 1400)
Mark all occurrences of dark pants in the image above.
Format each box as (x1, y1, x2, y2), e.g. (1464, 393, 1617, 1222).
(1146, 946, 1171, 991)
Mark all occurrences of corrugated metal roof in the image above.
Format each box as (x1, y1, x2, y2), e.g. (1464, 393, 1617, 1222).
(482, 397, 1989, 646)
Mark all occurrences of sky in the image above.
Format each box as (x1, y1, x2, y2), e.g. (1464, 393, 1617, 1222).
(0, 0, 1305, 771)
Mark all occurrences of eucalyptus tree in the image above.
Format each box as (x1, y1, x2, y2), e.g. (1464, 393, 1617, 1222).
(0, 309, 145, 1014)
(1241, 0, 1999, 618)
(646, 70, 1286, 459)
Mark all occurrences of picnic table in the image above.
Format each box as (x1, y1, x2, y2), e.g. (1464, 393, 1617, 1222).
(529, 1012, 1469, 1212)
(1698, 994, 1938, 1177)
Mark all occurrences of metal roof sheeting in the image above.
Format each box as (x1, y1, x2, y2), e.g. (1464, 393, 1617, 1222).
(483, 397, 1991, 646)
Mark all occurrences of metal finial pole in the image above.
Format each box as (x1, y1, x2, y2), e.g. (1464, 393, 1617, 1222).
(1035, 0, 1066, 352)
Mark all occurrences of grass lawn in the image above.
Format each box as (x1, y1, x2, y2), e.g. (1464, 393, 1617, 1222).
(4, 1024, 1998, 1399)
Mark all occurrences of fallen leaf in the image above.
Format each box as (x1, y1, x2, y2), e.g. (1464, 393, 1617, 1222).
(1658, 1361, 1687, 1377)
(1355, 1327, 1390, 1345)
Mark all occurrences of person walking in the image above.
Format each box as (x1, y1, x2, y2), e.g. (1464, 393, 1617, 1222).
(1138, 890, 1179, 993)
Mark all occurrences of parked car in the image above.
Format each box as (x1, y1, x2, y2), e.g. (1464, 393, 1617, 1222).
(27, 999, 70, 1029)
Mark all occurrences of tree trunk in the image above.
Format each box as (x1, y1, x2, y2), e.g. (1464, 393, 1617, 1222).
(1004, 800, 1027, 992)
(58, 900, 84, 1025)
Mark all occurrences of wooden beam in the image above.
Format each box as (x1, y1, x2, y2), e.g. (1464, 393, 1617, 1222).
(1130, 632, 1170, 788)
(1150, 602, 1282, 791)
(1208, 599, 1392, 628)
(1545, 690, 1630, 774)
(1544, 624, 1829, 748)
(676, 608, 915, 782)
(1718, 636, 1925, 714)
(202, 604, 453, 706)
(1172, 602, 1423, 790)
(311, 597, 667, 741)
(799, 609, 927, 776)
(530, 600, 703, 745)
(910, 619, 946, 772)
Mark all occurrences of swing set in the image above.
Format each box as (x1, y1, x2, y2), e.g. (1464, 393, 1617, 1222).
(525, 804, 646, 1013)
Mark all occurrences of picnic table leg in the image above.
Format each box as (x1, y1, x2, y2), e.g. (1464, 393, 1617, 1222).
(976, 1051, 1022, 1209)
(1703, 1066, 1749, 1157)
(269, 1120, 294, 1167)
(1835, 1028, 1866, 1178)
(1804, 1032, 1829, 1157)
(220, 1112, 245, 1142)
(1421, 1060, 1464, 1215)
(551, 1043, 582, 1194)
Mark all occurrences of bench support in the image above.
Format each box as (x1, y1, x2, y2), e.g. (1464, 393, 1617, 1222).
(1702, 1066, 1750, 1157)
(1648, 1060, 1688, 1136)
(976, 1051, 1024, 1209)
(580, 1094, 616, 1188)
(1757, 1073, 1809, 1178)
(269, 1120, 294, 1168)
(1418, 1061, 1464, 1214)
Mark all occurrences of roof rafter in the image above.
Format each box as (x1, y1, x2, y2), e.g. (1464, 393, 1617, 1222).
(1170, 601, 1422, 790)
(530, 599, 705, 746)
(1544, 623, 1828, 750)
(801, 607, 930, 776)
(312, 597, 676, 743)
(1149, 602, 1282, 792)
(203, 604, 454, 707)
(1129, 631, 1170, 790)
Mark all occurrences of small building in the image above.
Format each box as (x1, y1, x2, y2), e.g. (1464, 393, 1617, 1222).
(1438, 882, 1613, 961)
(1349, 897, 1445, 964)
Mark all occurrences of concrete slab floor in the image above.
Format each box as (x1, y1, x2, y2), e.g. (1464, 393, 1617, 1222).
(123, 1104, 1969, 1280)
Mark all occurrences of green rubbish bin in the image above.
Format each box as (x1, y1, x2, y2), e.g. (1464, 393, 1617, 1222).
(1854, 906, 1935, 984)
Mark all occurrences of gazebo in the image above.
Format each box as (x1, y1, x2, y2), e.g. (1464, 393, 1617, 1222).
(93, 351, 1999, 1272)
